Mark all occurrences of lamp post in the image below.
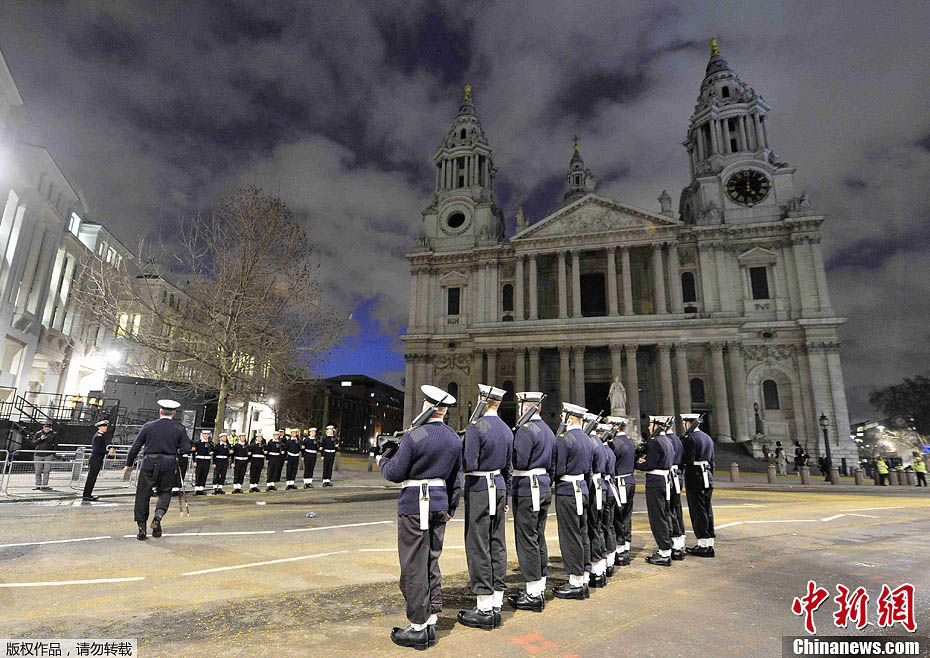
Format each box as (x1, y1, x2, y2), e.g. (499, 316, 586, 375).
(819, 412, 833, 482)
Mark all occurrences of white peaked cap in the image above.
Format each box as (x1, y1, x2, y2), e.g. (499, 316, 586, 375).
(583, 412, 599, 422)
(681, 413, 701, 421)
(516, 391, 544, 402)
(606, 416, 627, 426)
(309, 427, 318, 432)
(649, 415, 673, 424)
(421, 384, 456, 407)
(597, 423, 612, 432)
(157, 399, 181, 410)
(477, 384, 506, 400)
(562, 402, 587, 418)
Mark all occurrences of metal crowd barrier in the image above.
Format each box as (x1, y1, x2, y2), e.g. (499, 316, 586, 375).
(0, 449, 85, 496)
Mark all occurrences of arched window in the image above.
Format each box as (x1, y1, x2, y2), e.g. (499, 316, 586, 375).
(762, 379, 780, 410)
(460, 129, 466, 140)
(681, 272, 697, 303)
(721, 86, 730, 98)
(690, 378, 706, 404)
(501, 283, 514, 312)
(447, 381, 459, 400)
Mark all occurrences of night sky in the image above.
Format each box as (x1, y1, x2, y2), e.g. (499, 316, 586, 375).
(1, 2, 928, 420)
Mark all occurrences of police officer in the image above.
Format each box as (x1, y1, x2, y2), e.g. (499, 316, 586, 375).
(82, 419, 111, 502)
(598, 423, 618, 577)
(666, 420, 687, 560)
(302, 427, 320, 488)
(608, 417, 635, 566)
(212, 433, 230, 494)
(508, 391, 555, 613)
(875, 457, 890, 486)
(378, 385, 462, 650)
(191, 429, 214, 495)
(231, 433, 250, 493)
(265, 431, 283, 491)
(321, 425, 339, 486)
(583, 413, 608, 589)
(553, 403, 594, 600)
(636, 415, 674, 566)
(123, 400, 191, 540)
(914, 453, 928, 487)
(248, 432, 266, 492)
(459, 385, 512, 630)
(284, 429, 302, 490)
(682, 414, 716, 557)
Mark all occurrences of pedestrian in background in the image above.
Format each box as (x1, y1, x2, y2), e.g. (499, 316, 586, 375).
(82, 419, 110, 502)
(774, 441, 787, 476)
(28, 422, 58, 490)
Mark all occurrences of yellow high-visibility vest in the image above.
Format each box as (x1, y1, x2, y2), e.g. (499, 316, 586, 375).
(876, 460, 889, 475)
(915, 460, 927, 474)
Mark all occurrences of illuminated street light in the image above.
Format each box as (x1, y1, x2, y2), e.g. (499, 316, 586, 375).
(267, 398, 276, 406)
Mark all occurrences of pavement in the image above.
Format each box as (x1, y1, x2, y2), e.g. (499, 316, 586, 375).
(1, 459, 928, 657)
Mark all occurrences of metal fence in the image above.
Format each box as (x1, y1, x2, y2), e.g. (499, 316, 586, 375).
(0, 449, 86, 495)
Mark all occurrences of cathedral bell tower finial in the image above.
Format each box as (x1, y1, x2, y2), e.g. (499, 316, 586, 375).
(562, 136, 596, 206)
(464, 84, 472, 101)
(710, 38, 720, 56)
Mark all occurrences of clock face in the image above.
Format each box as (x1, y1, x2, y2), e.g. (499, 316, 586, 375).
(726, 169, 770, 206)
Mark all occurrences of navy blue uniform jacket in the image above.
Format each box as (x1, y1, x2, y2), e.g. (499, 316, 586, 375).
(463, 413, 513, 493)
(127, 417, 191, 471)
(380, 421, 463, 517)
(554, 427, 594, 496)
(635, 434, 674, 490)
(511, 418, 556, 496)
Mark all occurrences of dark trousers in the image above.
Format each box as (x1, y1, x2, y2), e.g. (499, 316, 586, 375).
(669, 484, 685, 538)
(194, 459, 211, 487)
(878, 473, 889, 486)
(82, 456, 104, 498)
(603, 495, 617, 554)
(645, 486, 672, 551)
(556, 492, 588, 577)
(233, 460, 248, 485)
(267, 457, 282, 483)
(285, 456, 299, 482)
(303, 453, 317, 479)
(249, 458, 264, 485)
(613, 480, 635, 549)
(212, 460, 228, 486)
(322, 452, 335, 480)
(586, 492, 605, 569)
(917, 472, 927, 487)
(179, 456, 189, 481)
(398, 512, 447, 625)
(464, 487, 507, 595)
(512, 491, 551, 582)
(685, 477, 715, 539)
(134, 461, 177, 524)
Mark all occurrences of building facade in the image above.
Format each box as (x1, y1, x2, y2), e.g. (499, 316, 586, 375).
(403, 42, 855, 461)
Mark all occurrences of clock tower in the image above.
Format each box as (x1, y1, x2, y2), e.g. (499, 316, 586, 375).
(679, 39, 804, 226)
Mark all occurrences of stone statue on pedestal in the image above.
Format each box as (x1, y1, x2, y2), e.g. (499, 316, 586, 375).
(608, 377, 627, 415)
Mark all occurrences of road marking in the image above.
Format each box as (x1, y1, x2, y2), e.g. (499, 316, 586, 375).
(183, 551, 349, 576)
(283, 521, 393, 533)
(358, 548, 396, 552)
(846, 513, 879, 519)
(0, 535, 112, 549)
(0, 576, 145, 588)
(716, 522, 743, 529)
(120, 531, 277, 538)
(841, 506, 903, 512)
(744, 519, 817, 524)
(821, 514, 846, 522)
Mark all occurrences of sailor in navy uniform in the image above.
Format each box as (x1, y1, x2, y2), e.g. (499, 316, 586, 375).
(265, 431, 283, 491)
(459, 384, 513, 631)
(248, 432, 265, 492)
(212, 433, 230, 494)
(379, 385, 462, 650)
(598, 423, 618, 577)
(682, 414, 716, 557)
(231, 433, 249, 493)
(302, 427, 320, 488)
(666, 423, 687, 560)
(123, 400, 191, 540)
(608, 417, 635, 567)
(284, 429, 302, 489)
(583, 413, 608, 589)
(508, 391, 555, 613)
(321, 425, 339, 486)
(553, 403, 594, 600)
(636, 416, 675, 566)
(82, 419, 111, 502)
(191, 429, 214, 495)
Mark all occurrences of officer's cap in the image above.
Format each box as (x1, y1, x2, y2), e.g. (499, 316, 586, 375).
(95, 419, 109, 427)
(43, 421, 53, 427)
(325, 424, 335, 430)
(157, 399, 181, 411)
(516, 391, 544, 403)
(681, 413, 701, 421)
(649, 415, 673, 424)
(606, 416, 627, 428)
(201, 429, 212, 435)
(309, 427, 318, 432)
(561, 402, 587, 419)
(583, 412, 599, 423)
(421, 384, 456, 407)
(478, 384, 506, 401)
(218, 432, 228, 438)
(597, 423, 612, 432)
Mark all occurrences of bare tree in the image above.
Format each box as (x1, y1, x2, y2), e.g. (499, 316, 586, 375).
(76, 186, 343, 434)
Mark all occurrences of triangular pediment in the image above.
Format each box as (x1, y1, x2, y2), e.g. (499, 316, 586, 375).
(512, 193, 680, 240)
(439, 270, 468, 286)
(737, 246, 777, 265)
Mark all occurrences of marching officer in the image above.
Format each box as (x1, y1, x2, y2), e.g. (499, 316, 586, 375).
(666, 421, 687, 560)
(82, 419, 111, 502)
(265, 431, 283, 491)
(284, 429, 302, 490)
(636, 415, 674, 566)
(583, 413, 608, 589)
(212, 432, 230, 494)
(231, 433, 250, 493)
(191, 429, 214, 495)
(321, 425, 339, 486)
(248, 431, 266, 492)
(459, 385, 512, 631)
(123, 400, 191, 540)
(302, 427, 320, 488)
(552, 403, 594, 600)
(598, 423, 618, 577)
(508, 391, 555, 613)
(682, 413, 716, 556)
(608, 417, 635, 566)
(378, 385, 462, 650)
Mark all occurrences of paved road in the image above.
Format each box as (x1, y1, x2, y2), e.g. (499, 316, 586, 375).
(1, 483, 928, 657)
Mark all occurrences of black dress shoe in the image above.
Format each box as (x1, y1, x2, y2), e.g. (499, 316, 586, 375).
(553, 584, 586, 600)
(427, 624, 436, 647)
(508, 591, 545, 612)
(645, 552, 672, 566)
(617, 552, 631, 566)
(391, 625, 429, 650)
(685, 545, 715, 557)
(82, 495, 99, 502)
(671, 549, 685, 561)
(457, 608, 495, 630)
(136, 524, 147, 541)
(304, 484, 311, 489)
(216, 489, 225, 494)
(584, 583, 591, 598)
(590, 574, 607, 588)
(606, 564, 615, 577)
(195, 491, 206, 496)
(493, 607, 502, 628)
(151, 516, 162, 538)
(308, 482, 314, 488)
(286, 485, 297, 490)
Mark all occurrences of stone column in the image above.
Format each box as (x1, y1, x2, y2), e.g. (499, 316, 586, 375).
(559, 347, 571, 406)
(624, 345, 640, 426)
(810, 237, 832, 312)
(675, 344, 691, 416)
(657, 343, 675, 415)
(472, 350, 484, 387)
(762, 116, 770, 149)
(573, 346, 586, 406)
(727, 343, 751, 442)
(407, 269, 420, 333)
(667, 243, 682, 313)
(714, 243, 732, 312)
(722, 118, 732, 153)
(606, 247, 619, 316)
(528, 255, 539, 320)
(571, 250, 582, 317)
(709, 120, 719, 155)
(698, 243, 720, 311)
(792, 236, 817, 314)
(609, 344, 623, 392)
(474, 262, 485, 323)
(403, 354, 417, 425)
(695, 127, 705, 160)
(753, 113, 763, 150)
(514, 255, 525, 320)
(826, 344, 851, 453)
(515, 347, 526, 392)
(486, 348, 498, 384)
(652, 244, 667, 314)
(710, 343, 733, 442)
(621, 247, 634, 315)
(805, 343, 833, 459)
(529, 347, 541, 392)
(557, 251, 568, 319)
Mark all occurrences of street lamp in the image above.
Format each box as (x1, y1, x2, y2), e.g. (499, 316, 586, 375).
(819, 412, 833, 482)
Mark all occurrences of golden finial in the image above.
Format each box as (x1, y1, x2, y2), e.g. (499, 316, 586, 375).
(572, 134, 580, 154)
(710, 38, 719, 56)
(464, 84, 472, 101)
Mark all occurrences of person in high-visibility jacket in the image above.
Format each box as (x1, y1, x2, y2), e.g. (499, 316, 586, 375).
(913, 455, 927, 487)
(875, 458, 890, 486)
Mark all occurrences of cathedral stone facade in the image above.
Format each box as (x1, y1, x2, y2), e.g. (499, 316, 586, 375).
(402, 42, 855, 462)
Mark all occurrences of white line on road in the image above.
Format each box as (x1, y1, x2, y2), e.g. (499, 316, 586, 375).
(744, 519, 817, 524)
(283, 521, 393, 533)
(0, 535, 113, 549)
(120, 531, 277, 538)
(715, 522, 743, 529)
(846, 513, 879, 519)
(0, 577, 145, 588)
(820, 514, 846, 522)
(358, 548, 397, 552)
(841, 506, 904, 512)
(183, 551, 349, 576)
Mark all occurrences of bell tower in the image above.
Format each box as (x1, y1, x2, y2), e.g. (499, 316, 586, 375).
(418, 85, 505, 252)
(562, 136, 597, 206)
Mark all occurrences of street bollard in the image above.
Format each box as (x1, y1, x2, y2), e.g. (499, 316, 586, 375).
(873, 470, 881, 486)
(829, 466, 840, 485)
(889, 470, 899, 486)
(854, 468, 865, 486)
(729, 462, 740, 483)
(906, 470, 917, 486)
(368, 451, 374, 472)
(800, 465, 811, 485)
(767, 464, 777, 484)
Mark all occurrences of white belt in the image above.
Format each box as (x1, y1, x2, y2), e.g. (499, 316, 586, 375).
(560, 474, 586, 515)
(616, 472, 632, 504)
(323, 449, 336, 453)
(694, 460, 711, 489)
(287, 452, 300, 457)
(267, 452, 280, 456)
(466, 470, 501, 516)
(591, 474, 604, 510)
(251, 455, 264, 459)
(214, 455, 228, 460)
(303, 449, 317, 453)
(671, 465, 682, 494)
(235, 456, 249, 461)
(403, 478, 446, 530)
(607, 475, 623, 506)
(648, 469, 671, 500)
(195, 456, 212, 460)
(513, 467, 547, 511)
